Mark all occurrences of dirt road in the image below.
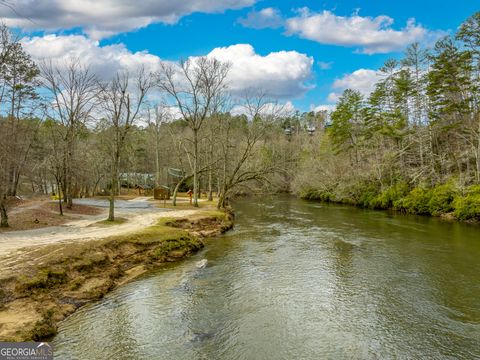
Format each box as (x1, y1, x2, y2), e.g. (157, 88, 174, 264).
(0, 197, 200, 275)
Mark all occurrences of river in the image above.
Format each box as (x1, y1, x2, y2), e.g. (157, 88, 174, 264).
(53, 196, 480, 359)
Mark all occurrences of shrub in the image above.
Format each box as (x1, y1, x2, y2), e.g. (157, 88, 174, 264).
(350, 182, 379, 208)
(454, 185, 480, 220)
(394, 187, 432, 214)
(300, 188, 334, 202)
(357, 190, 377, 208)
(427, 182, 457, 215)
(369, 182, 410, 209)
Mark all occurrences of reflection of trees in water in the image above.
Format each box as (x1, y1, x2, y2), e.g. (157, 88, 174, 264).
(331, 238, 356, 281)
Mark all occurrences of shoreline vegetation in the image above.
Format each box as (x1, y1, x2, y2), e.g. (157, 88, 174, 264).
(291, 13, 480, 224)
(299, 182, 480, 223)
(0, 206, 233, 342)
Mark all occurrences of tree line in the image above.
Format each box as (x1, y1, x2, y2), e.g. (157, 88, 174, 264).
(1, 11, 479, 227)
(0, 23, 298, 227)
(294, 12, 480, 220)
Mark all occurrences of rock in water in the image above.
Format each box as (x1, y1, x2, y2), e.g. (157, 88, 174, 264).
(195, 259, 208, 269)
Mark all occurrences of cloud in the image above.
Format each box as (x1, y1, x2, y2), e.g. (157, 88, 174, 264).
(317, 61, 332, 70)
(238, 8, 283, 29)
(231, 101, 295, 118)
(310, 104, 336, 112)
(21, 34, 163, 80)
(327, 68, 381, 102)
(21, 35, 314, 100)
(206, 44, 314, 99)
(1, 0, 257, 39)
(286, 9, 435, 54)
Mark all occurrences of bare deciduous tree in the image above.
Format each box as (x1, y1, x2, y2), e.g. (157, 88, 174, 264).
(217, 92, 285, 208)
(97, 68, 152, 221)
(40, 59, 98, 209)
(157, 57, 230, 207)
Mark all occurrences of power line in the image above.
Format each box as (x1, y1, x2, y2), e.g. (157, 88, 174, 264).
(0, 0, 40, 26)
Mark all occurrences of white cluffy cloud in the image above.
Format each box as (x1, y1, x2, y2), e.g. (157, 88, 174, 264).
(21, 35, 314, 99)
(238, 8, 284, 29)
(286, 9, 433, 54)
(1, 0, 257, 39)
(327, 68, 381, 102)
(206, 44, 314, 98)
(21, 35, 163, 79)
(231, 101, 295, 118)
(310, 104, 336, 113)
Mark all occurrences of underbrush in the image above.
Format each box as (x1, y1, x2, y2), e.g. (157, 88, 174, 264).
(300, 180, 480, 221)
(453, 185, 480, 220)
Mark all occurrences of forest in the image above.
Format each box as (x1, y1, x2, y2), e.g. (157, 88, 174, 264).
(0, 11, 479, 228)
(295, 11, 480, 221)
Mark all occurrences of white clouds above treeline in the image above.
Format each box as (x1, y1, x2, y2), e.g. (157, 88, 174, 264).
(241, 7, 442, 54)
(6, 2, 445, 110)
(21, 35, 163, 78)
(0, 0, 257, 39)
(3, 1, 442, 54)
(207, 44, 313, 98)
(327, 69, 382, 102)
(21, 35, 314, 100)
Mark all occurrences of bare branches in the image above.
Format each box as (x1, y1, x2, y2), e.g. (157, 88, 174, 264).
(96, 68, 153, 220)
(156, 57, 230, 131)
(40, 58, 99, 128)
(156, 56, 230, 206)
(39, 58, 100, 208)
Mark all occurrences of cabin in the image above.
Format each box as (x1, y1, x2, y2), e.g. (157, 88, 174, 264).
(154, 186, 170, 200)
(135, 184, 152, 196)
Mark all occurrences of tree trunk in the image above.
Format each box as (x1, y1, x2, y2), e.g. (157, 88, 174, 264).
(217, 183, 229, 209)
(67, 183, 73, 209)
(208, 130, 214, 201)
(108, 189, 115, 221)
(172, 174, 193, 206)
(217, 192, 226, 209)
(62, 149, 68, 204)
(57, 180, 63, 216)
(208, 169, 213, 201)
(155, 131, 161, 187)
(192, 128, 199, 207)
(476, 113, 480, 183)
(7, 167, 15, 196)
(172, 179, 183, 207)
(108, 155, 119, 221)
(0, 196, 8, 228)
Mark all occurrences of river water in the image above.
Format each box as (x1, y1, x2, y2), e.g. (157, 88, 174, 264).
(53, 196, 480, 359)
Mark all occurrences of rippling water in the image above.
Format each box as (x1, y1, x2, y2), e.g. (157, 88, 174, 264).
(53, 196, 480, 359)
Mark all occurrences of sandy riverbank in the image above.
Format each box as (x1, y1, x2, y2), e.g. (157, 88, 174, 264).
(0, 197, 233, 341)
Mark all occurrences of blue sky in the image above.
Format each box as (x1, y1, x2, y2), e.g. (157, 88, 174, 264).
(2, 0, 478, 112)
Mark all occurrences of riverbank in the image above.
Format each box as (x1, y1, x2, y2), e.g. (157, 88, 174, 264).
(300, 182, 480, 223)
(0, 207, 233, 342)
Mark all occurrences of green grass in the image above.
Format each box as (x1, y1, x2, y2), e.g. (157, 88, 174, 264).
(17, 268, 68, 293)
(94, 217, 128, 226)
